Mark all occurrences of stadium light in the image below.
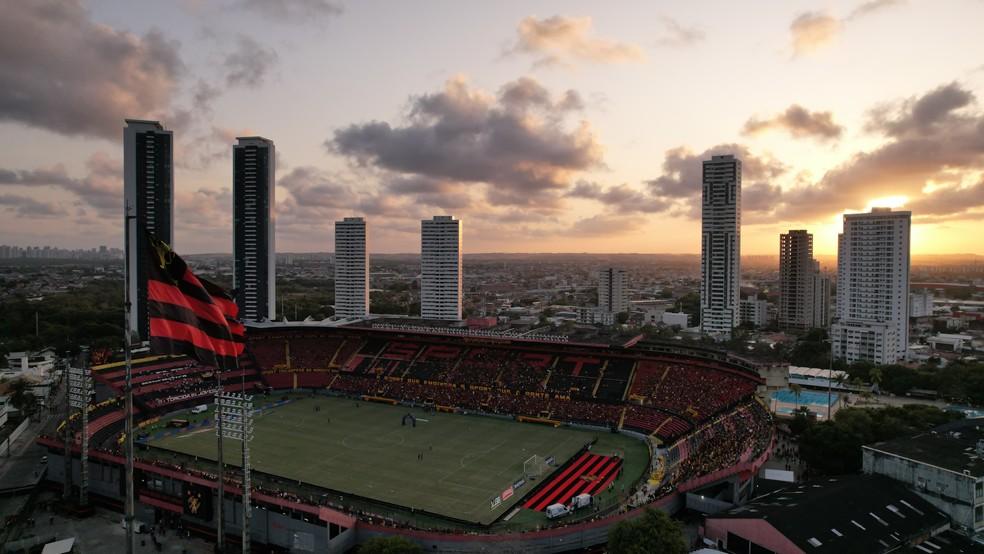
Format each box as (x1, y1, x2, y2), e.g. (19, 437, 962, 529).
(216, 392, 254, 553)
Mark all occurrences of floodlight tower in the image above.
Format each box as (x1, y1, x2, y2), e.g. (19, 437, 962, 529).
(216, 392, 254, 553)
(67, 347, 93, 506)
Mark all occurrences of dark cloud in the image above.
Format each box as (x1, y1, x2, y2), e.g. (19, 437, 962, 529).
(0, 1, 183, 139)
(742, 105, 844, 140)
(235, 0, 342, 22)
(0, 153, 120, 215)
(507, 15, 645, 67)
(654, 17, 705, 47)
(778, 82, 984, 220)
(330, 76, 603, 208)
(868, 82, 975, 137)
(906, 181, 984, 217)
(0, 194, 64, 217)
(223, 36, 278, 88)
(567, 181, 670, 213)
(647, 144, 787, 199)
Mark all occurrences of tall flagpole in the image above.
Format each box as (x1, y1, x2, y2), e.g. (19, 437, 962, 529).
(123, 204, 136, 554)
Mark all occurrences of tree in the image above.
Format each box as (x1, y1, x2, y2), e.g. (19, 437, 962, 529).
(869, 366, 883, 393)
(607, 508, 687, 554)
(616, 311, 630, 325)
(358, 536, 424, 554)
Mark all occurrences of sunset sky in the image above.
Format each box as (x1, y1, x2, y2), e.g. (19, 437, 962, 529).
(1, 0, 983, 255)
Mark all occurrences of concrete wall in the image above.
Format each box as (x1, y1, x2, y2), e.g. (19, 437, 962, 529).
(864, 447, 981, 532)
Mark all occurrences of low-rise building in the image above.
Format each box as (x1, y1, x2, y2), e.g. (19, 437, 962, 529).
(864, 419, 984, 533)
(662, 311, 690, 328)
(739, 297, 770, 327)
(702, 474, 951, 554)
(927, 333, 975, 353)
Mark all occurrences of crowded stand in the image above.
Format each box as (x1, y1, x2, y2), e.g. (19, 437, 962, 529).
(629, 359, 757, 421)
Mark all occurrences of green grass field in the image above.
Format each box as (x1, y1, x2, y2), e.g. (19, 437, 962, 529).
(149, 395, 645, 525)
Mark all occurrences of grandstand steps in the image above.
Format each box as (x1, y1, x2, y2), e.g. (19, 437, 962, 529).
(624, 361, 637, 402)
(327, 373, 339, 390)
(327, 340, 345, 368)
(401, 347, 427, 379)
(617, 406, 626, 430)
(653, 365, 671, 396)
(591, 368, 604, 399)
(285, 340, 292, 370)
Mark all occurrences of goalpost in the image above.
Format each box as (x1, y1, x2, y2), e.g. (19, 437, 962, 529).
(523, 455, 547, 480)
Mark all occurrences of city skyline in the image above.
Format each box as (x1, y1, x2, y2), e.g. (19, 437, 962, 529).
(1, 1, 983, 256)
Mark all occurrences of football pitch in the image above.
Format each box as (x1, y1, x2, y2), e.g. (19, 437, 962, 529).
(149, 395, 644, 525)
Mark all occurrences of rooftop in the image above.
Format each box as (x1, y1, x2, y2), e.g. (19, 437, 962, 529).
(710, 474, 949, 554)
(865, 419, 984, 478)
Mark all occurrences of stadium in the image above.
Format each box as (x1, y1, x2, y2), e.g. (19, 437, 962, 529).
(41, 322, 775, 552)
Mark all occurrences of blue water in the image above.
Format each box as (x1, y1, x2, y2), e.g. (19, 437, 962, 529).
(946, 405, 984, 419)
(772, 389, 838, 406)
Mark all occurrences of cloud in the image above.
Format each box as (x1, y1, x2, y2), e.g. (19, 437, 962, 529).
(867, 82, 974, 136)
(777, 82, 984, 220)
(568, 214, 645, 237)
(847, 0, 905, 20)
(790, 0, 904, 57)
(647, 144, 787, 199)
(223, 36, 278, 88)
(0, 1, 183, 139)
(0, 153, 121, 215)
(654, 17, 705, 48)
(790, 12, 841, 56)
(508, 16, 646, 67)
(234, 0, 342, 22)
(742, 105, 844, 140)
(0, 194, 65, 217)
(567, 181, 670, 213)
(330, 76, 603, 208)
(906, 181, 984, 217)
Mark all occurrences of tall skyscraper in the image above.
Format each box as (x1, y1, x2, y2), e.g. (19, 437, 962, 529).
(334, 217, 369, 319)
(233, 137, 276, 321)
(420, 216, 462, 320)
(598, 267, 629, 314)
(700, 154, 741, 338)
(779, 230, 817, 331)
(124, 119, 173, 341)
(831, 208, 911, 364)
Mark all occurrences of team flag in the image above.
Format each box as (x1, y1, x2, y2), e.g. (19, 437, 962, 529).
(144, 232, 245, 370)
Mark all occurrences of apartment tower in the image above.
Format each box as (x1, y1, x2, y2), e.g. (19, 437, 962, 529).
(334, 217, 369, 318)
(420, 216, 462, 320)
(124, 119, 174, 341)
(700, 154, 742, 338)
(233, 137, 276, 321)
(598, 268, 629, 314)
(831, 208, 911, 364)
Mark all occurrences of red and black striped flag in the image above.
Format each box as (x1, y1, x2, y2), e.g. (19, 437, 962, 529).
(144, 232, 245, 370)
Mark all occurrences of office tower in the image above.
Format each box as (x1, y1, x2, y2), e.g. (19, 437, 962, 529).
(233, 137, 276, 321)
(598, 267, 629, 314)
(779, 230, 816, 331)
(420, 216, 462, 320)
(124, 119, 173, 341)
(334, 217, 369, 318)
(700, 154, 741, 338)
(831, 208, 911, 364)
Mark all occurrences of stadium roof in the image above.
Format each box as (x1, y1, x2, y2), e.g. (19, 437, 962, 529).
(896, 530, 984, 553)
(864, 419, 984, 478)
(708, 475, 949, 554)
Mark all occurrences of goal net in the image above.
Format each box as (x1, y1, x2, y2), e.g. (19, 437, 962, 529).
(523, 455, 547, 479)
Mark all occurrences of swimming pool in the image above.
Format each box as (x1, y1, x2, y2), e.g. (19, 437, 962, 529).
(772, 389, 838, 406)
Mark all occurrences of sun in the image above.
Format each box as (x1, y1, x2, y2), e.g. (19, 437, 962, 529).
(865, 195, 909, 211)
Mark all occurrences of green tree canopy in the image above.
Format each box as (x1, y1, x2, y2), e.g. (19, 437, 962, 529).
(608, 508, 687, 554)
(357, 536, 424, 554)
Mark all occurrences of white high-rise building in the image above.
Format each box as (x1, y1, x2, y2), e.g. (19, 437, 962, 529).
(598, 268, 629, 314)
(831, 208, 911, 364)
(233, 136, 276, 322)
(420, 216, 462, 320)
(812, 262, 831, 329)
(124, 119, 173, 341)
(334, 217, 369, 319)
(700, 154, 741, 338)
